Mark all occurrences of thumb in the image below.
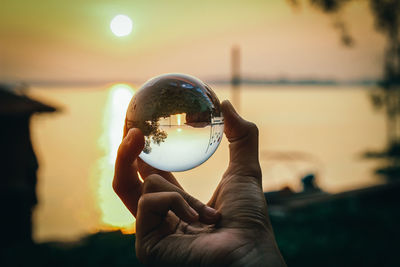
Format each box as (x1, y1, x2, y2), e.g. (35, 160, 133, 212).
(221, 100, 261, 177)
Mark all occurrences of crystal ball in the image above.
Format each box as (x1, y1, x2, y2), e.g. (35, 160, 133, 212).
(126, 73, 224, 172)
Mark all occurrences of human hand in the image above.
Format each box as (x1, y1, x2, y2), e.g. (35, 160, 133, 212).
(113, 100, 286, 266)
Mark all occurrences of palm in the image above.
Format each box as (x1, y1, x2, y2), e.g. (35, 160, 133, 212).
(144, 215, 247, 265)
(137, 164, 274, 266)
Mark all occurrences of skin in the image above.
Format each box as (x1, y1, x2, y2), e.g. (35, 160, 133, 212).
(113, 100, 286, 267)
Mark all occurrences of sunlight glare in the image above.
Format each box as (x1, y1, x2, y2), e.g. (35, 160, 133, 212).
(97, 83, 135, 229)
(177, 114, 181, 126)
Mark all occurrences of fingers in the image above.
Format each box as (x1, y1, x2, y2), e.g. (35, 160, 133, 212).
(113, 128, 145, 217)
(221, 100, 261, 178)
(136, 192, 199, 239)
(143, 174, 220, 224)
(137, 157, 183, 189)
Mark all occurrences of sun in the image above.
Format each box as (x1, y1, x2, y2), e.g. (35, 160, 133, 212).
(110, 14, 133, 37)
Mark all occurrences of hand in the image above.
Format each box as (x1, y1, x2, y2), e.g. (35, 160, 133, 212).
(113, 100, 286, 266)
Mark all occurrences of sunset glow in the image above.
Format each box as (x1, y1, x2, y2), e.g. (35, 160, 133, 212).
(0, 1, 385, 82)
(4, 0, 388, 245)
(97, 83, 135, 228)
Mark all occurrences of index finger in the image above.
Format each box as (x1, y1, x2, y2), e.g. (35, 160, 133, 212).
(113, 128, 145, 217)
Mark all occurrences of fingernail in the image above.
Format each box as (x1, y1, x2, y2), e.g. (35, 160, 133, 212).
(126, 128, 136, 140)
(204, 206, 218, 218)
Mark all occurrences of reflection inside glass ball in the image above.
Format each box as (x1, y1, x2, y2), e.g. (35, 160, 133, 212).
(126, 73, 224, 172)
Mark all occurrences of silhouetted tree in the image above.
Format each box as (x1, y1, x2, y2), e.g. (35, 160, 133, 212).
(289, 0, 400, 179)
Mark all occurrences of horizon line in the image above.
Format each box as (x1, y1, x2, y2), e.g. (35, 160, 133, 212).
(1, 77, 381, 88)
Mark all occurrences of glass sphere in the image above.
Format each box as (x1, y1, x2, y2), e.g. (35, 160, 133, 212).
(126, 73, 224, 172)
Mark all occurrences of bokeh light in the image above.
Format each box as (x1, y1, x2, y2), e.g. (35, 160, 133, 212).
(97, 83, 135, 229)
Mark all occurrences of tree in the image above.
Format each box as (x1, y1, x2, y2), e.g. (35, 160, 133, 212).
(289, 0, 400, 179)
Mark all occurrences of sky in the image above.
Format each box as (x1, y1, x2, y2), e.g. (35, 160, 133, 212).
(0, 0, 386, 84)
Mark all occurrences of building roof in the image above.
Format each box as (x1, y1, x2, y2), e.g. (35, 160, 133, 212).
(0, 84, 57, 116)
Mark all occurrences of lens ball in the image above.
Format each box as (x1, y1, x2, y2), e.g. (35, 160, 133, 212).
(126, 73, 224, 172)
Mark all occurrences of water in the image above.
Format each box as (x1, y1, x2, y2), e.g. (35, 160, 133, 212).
(28, 84, 386, 242)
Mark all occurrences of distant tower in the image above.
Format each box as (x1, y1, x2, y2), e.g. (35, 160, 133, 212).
(231, 46, 241, 110)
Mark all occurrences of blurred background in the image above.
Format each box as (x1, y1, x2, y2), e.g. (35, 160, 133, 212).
(1, 0, 399, 266)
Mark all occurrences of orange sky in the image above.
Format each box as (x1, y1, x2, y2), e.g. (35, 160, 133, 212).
(0, 0, 386, 83)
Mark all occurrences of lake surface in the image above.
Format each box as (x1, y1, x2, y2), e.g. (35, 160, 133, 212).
(28, 84, 386, 242)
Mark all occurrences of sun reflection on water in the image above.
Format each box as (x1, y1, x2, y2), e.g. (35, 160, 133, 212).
(97, 83, 135, 230)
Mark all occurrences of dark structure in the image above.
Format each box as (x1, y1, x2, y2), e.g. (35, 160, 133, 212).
(0, 84, 56, 248)
(267, 181, 400, 267)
